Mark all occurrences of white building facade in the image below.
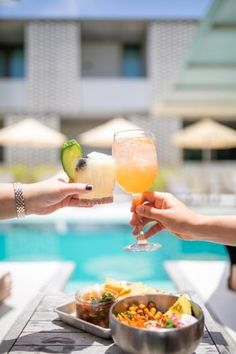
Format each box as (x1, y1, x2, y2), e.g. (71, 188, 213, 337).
(0, 19, 197, 165)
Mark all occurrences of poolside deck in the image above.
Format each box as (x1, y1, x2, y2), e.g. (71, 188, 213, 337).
(165, 260, 236, 349)
(0, 261, 74, 341)
(1, 200, 235, 346)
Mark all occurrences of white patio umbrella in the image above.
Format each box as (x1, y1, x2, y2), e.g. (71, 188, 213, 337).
(0, 118, 67, 147)
(171, 118, 236, 160)
(78, 117, 142, 148)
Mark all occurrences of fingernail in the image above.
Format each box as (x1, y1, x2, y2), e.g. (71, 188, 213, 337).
(85, 184, 93, 191)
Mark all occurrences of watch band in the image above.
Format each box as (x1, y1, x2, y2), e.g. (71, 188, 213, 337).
(13, 183, 26, 218)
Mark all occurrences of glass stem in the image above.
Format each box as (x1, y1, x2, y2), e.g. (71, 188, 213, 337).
(137, 231, 148, 245)
(131, 193, 148, 245)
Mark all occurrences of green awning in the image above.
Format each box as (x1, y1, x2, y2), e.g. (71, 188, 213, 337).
(154, 0, 236, 118)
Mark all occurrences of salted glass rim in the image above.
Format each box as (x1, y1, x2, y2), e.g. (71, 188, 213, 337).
(113, 129, 154, 141)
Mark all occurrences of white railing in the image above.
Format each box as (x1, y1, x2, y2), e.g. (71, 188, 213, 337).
(0, 78, 151, 114)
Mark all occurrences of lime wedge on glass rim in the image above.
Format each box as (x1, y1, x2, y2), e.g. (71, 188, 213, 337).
(61, 139, 83, 180)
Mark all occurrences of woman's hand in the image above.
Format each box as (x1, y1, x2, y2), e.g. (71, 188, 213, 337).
(23, 174, 94, 215)
(130, 192, 203, 241)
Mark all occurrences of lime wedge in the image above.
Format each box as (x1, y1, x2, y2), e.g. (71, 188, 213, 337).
(61, 139, 83, 180)
(164, 294, 192, 319)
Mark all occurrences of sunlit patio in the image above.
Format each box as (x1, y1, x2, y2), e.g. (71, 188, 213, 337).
(0, 0, 236, 353)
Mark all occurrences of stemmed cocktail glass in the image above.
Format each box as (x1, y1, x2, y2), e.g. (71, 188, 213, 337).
(112, 129, 161, 252)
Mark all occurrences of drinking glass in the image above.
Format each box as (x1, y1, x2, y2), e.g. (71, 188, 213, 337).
(74, 154, 115, 205)
(112, 129, 161, 252)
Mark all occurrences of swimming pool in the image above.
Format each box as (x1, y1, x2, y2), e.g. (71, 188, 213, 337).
(0, 222, 228, 292)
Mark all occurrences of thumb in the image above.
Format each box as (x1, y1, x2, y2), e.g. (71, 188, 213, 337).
(136, 204, 165, 221)
(61, 183, 93, 196)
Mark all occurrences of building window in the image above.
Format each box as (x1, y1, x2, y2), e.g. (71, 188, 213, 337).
(121, 44, 145, 77)
(183, 120, 236, 161)
(0, 46, 25, 78)
(183, 148, 203, 161)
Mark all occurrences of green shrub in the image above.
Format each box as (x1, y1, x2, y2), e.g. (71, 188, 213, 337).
(10, 164, 32, 183)
(148, 168, 170, 192)
(31, 165, 57, 182)
(9, 164, 58, 183)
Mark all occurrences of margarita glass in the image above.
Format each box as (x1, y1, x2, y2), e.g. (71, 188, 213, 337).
(74, 152, 115, 205)
(112, 129, 161, 252)
(61, 139, 115, 205)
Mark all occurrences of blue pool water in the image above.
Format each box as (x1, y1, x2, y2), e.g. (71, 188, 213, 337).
(0, 223, 228, 291)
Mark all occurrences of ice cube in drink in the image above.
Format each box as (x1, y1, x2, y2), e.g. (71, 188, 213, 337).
(74, 152, 115, 204)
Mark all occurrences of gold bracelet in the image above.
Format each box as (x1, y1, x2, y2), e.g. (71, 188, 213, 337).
(13, 183, 26, 218)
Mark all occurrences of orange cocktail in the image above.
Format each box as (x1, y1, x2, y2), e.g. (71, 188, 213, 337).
(113, 137, 158, 194)
(112, 129, 161, 252)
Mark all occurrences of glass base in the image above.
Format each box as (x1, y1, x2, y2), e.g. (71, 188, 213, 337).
(79, 196, 113, 206)
(124, 242, 162, 252)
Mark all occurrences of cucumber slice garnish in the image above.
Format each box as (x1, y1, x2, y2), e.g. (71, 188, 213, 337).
(61, 139, 83, 180)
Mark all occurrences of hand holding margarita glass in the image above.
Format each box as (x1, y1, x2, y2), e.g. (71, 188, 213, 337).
(112, 129, 161, 252)
(61, 140, 115, 206)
